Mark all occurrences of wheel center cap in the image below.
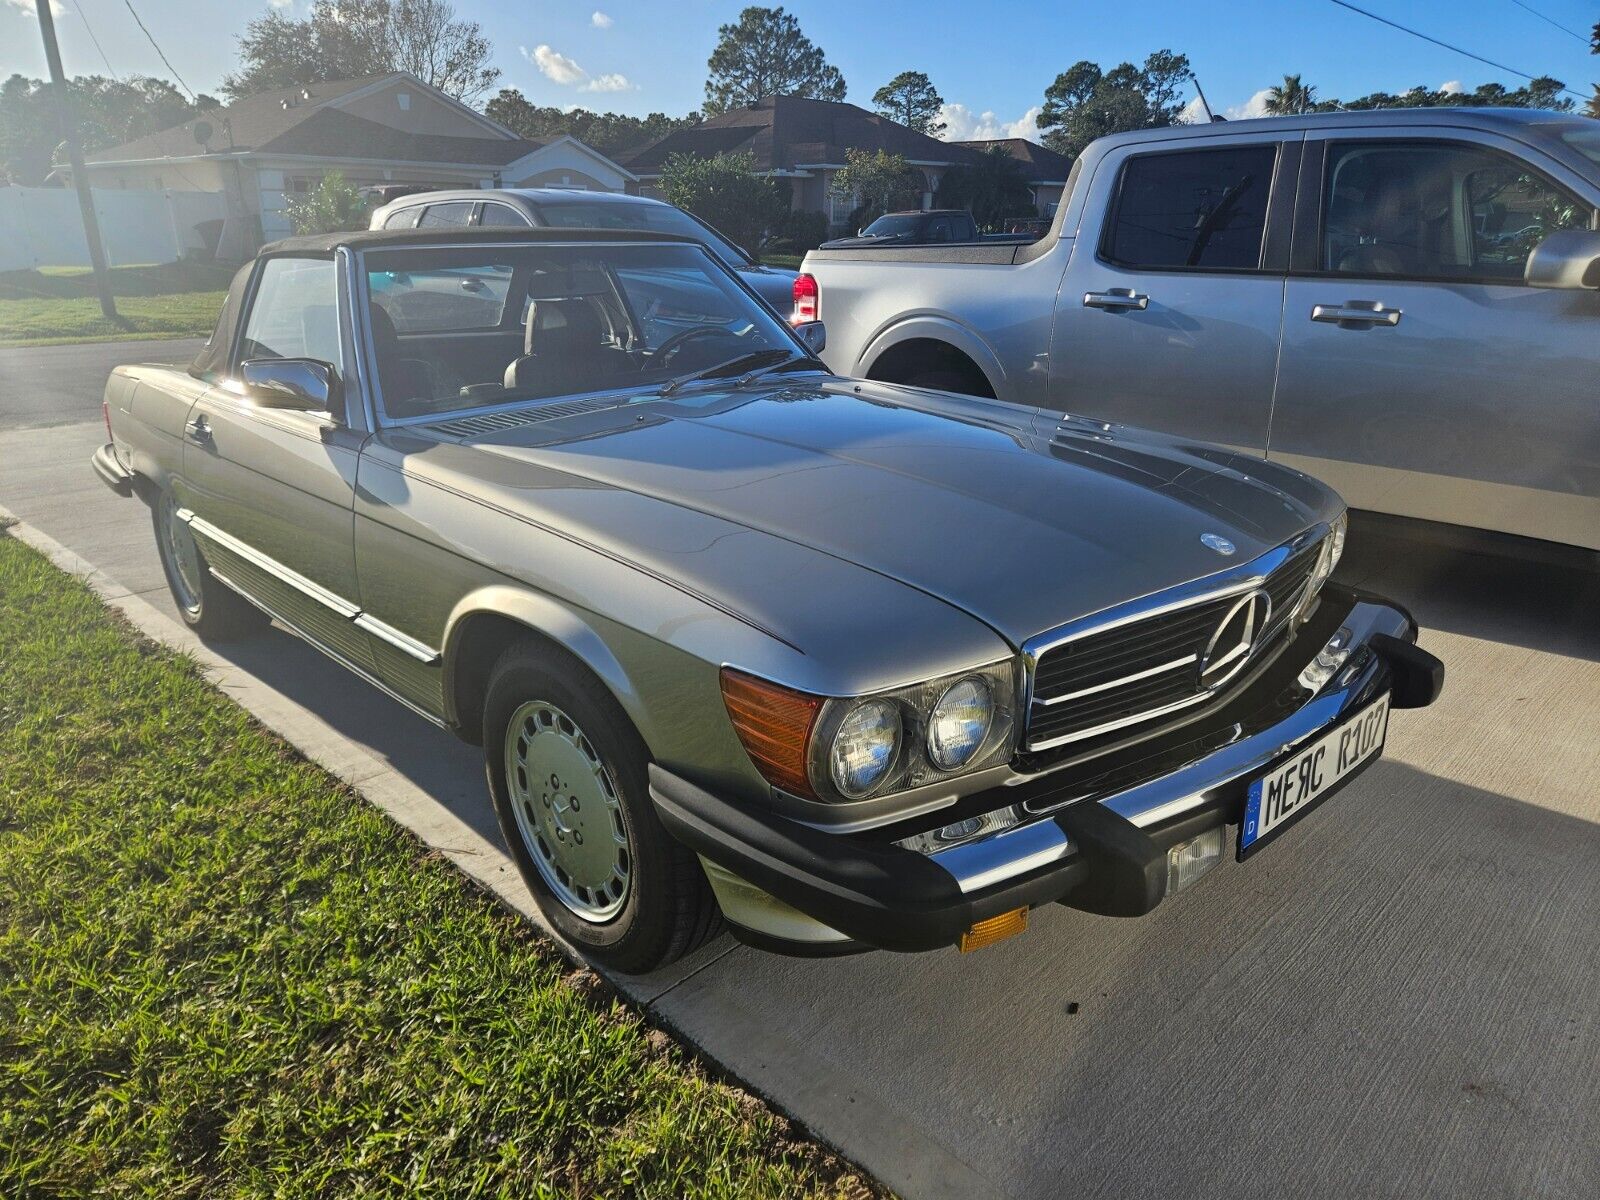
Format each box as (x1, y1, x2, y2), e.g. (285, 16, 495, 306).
(549, 789, 579, 836)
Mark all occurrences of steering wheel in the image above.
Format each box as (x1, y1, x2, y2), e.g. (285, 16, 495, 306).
(652, 324, 743, 367)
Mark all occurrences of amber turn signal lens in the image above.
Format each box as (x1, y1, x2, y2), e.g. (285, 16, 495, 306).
(720, 668, 823, 799)
(958, 907, 1028, 953)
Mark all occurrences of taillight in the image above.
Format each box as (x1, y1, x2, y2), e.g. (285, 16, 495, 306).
(720, 668, 823, 798)
(791, 272, 818, 325)
(102, 399, 113, 441)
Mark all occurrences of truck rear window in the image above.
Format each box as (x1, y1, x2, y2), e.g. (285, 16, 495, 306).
(1104, 146, 1276, 271)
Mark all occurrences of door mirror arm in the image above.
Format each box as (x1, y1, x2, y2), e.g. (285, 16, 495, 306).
(241, 358, 340, 412)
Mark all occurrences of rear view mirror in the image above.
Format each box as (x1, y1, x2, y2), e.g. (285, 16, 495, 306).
(241, 358, 337, 411)
(793, 320, 826, 356)
(1524, 229, 1600, 291)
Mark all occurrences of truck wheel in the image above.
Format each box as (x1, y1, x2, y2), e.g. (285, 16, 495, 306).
(151, 488, 266, 641)
(482, 641, 721, 973)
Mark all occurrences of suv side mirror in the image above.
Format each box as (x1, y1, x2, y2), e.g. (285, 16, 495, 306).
(793, 320, 826, 355)
(242, 358, 337, 411)
(1525, 229, 1600, 291)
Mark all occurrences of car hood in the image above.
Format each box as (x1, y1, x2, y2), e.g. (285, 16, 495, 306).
(440, 377, 1339, 648)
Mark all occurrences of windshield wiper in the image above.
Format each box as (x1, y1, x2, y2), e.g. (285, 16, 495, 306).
(659, 349, 815, 397)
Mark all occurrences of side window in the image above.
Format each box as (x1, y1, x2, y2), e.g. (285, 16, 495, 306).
(480, 203, 532, 227)
(417, 201, 475, 228)
(928, 217, 954, 242)
(1105, 145, 1278, 271)
(1322, 141, 1589, 282)
(382, 207, 421, 230)
(371, 264, 514, 333)
(238, 257, 342, 381)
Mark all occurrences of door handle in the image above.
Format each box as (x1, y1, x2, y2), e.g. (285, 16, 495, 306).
(1083, 288, 1150, 311)
(1311, 301, 1402, 327)
(185, 415, 213, 444)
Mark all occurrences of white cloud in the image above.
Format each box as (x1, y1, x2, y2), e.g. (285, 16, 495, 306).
(936, 103, 1041, 143)
(1440, 80, 1464, 95)
(1225, 89, 1274, 121)
(5, 0, 67, 17)
(268, 0, 294, 8)
(524, 43, 586, 86)
(591, 10, 612, 28)
(581, 72, 633, 93)
(1177, 95, 1211, 124)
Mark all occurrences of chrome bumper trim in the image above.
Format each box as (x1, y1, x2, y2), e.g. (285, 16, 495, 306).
(925, 599, 1407, 894)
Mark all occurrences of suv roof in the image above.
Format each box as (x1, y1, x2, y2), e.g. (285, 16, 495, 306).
(262, 226, 700, 255)
(1101, 105, 1582, 148)
(376, 187, 666, 211)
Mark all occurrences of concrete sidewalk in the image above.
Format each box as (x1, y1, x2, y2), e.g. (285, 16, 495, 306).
(4, 419, 1598, 1200)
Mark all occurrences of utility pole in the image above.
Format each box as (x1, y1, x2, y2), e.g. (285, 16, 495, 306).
(35, 0, 120, 322)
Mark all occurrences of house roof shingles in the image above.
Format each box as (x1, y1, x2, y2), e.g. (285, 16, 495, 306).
(623, 95, 989, 176)
(954, 137, 1074, 182)
(84, 74, 537, 168)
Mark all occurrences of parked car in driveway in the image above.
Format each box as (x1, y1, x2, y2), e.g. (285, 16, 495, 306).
(92, 226, 1443, 971)
(799, 109, 1600, 553)
(369, 187, 798, 314)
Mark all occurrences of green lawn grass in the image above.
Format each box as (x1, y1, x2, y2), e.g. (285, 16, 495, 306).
(0, 262, 231, 347)
(759, 254, 805, 270)
(0, 534, 874, 1200)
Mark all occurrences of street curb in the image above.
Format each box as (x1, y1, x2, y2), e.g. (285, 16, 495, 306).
(0, 498, 1000, 1200)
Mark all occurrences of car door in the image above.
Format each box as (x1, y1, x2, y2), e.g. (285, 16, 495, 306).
(179, 252, 374, 668)
(1048, 132, 1299, 454)
(1269, 128, 1600, 549)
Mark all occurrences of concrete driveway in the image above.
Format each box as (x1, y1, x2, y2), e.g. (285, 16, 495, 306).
(2, 407, 1596, 1199)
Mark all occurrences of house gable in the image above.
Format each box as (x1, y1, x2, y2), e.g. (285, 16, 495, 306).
(329, 75, 518, 141)
(500, 136, 636, 190)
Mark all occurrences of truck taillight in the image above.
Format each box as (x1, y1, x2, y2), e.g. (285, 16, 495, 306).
(791, 273, 818, 325)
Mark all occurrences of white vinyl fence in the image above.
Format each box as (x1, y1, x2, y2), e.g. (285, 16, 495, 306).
(0, 186, 228, 271)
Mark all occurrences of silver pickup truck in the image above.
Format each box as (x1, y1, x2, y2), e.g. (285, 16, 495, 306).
(799, 108, 1600, 553)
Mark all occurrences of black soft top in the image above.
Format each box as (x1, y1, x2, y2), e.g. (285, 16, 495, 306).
(259, 226, 703, 256)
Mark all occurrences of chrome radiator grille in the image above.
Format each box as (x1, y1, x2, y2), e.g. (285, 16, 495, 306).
(1025, 540, 1323, 753)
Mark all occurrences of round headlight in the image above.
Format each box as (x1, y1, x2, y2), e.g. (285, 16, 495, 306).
(927, 676, 994, 771)
(828, 699, 901, 798)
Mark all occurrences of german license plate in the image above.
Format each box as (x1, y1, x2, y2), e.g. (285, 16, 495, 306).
(1239, 693, 1390, 858)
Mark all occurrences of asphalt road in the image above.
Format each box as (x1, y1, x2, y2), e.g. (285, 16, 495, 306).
(0, 338, 204, 431)
(3, 420, 1597, 1200)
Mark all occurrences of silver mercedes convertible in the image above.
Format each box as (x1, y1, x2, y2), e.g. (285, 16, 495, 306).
(93, 228, 1444, 971)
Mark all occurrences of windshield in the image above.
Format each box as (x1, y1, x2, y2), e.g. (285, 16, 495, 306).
(362, 241, 800, 422)
(534, 199, 748, 268)
(861, 214, 927, 237)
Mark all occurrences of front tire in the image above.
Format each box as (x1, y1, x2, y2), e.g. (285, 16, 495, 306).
(151, 487, 266, 641)
(482, 641, 720, 972)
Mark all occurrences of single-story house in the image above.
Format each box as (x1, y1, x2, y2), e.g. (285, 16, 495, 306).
(621, 95, 1069, 228)
(73, 73, 635, 257)
(953, 137, 1075, 216)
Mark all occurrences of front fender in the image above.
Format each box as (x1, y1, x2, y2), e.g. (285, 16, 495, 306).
(857, 314, 1008, 397)
(440, 583, 644, 736)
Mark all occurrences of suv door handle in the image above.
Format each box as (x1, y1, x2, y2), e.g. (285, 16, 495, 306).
(1311, 302, 1402, 327)
(185, 415, 213, 444)
(1083, 289, 1150, 311)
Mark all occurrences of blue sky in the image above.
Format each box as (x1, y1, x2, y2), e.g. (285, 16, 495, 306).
(4, 0, 1596, 138)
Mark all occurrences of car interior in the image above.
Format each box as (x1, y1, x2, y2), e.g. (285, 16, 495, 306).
(361, 246, 785, 421)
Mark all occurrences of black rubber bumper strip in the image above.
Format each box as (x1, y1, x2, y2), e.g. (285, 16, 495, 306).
(649, 764, 1091, 953)
(91, 443, 136, 497)
(1370, 633, 1445, 709)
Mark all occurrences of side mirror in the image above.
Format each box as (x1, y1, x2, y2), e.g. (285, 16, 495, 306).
(1524, 229, 1600, 291)
(241, 358, 337, 411)
(793, 320, 826, 355)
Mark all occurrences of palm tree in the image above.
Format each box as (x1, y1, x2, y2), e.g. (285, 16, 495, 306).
(1588, 85, 1599, 120)
(1264, 74, 1318, 116)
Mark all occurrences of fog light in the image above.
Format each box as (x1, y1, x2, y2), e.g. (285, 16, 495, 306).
(958, 907, 1028, 952)
(1165, 827, 1225, 896)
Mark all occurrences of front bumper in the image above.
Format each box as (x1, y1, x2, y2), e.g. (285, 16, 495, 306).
(650, 586, 1444, 955)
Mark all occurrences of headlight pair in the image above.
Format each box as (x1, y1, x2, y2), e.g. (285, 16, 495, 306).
(721, 661, 1017, 807)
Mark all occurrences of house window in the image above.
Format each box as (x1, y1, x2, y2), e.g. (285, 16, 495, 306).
(398, 92, 411, 111)
(286, 174, 324, 195)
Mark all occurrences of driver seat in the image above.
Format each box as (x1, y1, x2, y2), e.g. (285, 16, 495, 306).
(503, 298, 624, 395)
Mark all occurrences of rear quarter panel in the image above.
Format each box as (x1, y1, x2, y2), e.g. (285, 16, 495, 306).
(107, 364, 210, 491)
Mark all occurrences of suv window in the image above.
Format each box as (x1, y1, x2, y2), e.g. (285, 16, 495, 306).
(418, 201, 476, 228)
(480, 202, 531, 227)
(1322, 141, 1589, 282)
(1105, 145, 1278, 271)
(382, 207, 420, 230)
(238, 257, 342, 382)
